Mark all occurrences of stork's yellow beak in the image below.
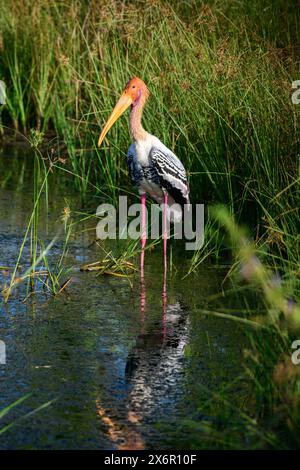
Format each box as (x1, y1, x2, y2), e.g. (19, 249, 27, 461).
(97, 92, 133, 147)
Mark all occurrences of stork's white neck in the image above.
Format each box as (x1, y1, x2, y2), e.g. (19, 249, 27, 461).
(129, 96, 148, 141)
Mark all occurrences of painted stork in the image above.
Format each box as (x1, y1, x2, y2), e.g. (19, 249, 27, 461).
(97, 77, 190, 274)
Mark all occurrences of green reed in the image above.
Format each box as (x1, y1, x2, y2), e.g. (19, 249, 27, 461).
(0, 394, 54, 436)
(209, 205, 300, 448)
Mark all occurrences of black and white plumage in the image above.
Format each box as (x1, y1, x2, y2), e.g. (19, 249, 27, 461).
(127, 135, 189, 221)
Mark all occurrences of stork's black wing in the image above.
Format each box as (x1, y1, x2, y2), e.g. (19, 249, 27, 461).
(126, 143, 143, 187)
(149, 146, 189, 207)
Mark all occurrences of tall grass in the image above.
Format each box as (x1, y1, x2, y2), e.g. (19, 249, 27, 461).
(1, 132, 73, 302)
(210, 205, 300, 448)
(0, 1, 299, 212)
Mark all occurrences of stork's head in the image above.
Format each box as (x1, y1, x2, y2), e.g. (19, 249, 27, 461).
(97, 77, 149, 147)
(124, 77, 149, 104)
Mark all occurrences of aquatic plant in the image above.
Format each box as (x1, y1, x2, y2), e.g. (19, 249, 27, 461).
(0, 394, 54, 436)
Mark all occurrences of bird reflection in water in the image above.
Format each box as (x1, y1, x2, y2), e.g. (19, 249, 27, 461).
(123, 246, 189, 441)
(96, 243, 188, 449)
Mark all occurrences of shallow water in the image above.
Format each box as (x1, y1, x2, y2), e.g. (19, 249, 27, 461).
(0, 145, 251, 449)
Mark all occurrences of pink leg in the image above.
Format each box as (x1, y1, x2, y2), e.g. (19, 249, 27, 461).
(140, 267, 146, 334)
(162, 257, 167, 340)
(140, 193, 147, 277)
(163, 192, 168, 274)
(162, 192, 168, 339)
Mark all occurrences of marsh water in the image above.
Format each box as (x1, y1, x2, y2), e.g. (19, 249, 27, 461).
(0, 145, 252, 449)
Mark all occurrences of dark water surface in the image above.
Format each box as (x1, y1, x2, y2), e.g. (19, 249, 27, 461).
(0, 146, 251, 449)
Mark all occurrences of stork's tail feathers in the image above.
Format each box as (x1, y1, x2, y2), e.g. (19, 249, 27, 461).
(160, 201, 190, 223)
